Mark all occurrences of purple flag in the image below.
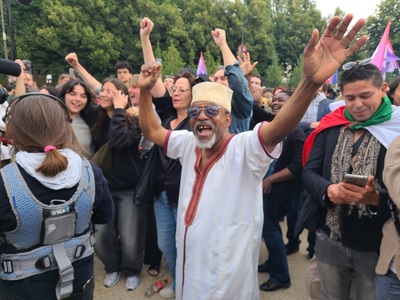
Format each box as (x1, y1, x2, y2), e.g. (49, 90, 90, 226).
(196, 52, 208, 76)
(371, 20, 400, 77)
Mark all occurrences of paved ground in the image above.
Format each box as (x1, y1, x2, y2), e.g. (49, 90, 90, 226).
(93, 221, 312, 300)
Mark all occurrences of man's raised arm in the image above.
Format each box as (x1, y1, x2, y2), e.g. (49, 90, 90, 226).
(140, 17, 166, 98)
(138, 62, 168, 147)
(260, 14, 368, 152)
(212, 29, 253, 133)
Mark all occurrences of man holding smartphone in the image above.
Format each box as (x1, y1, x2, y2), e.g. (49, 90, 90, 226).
(302, 57, 400, 299)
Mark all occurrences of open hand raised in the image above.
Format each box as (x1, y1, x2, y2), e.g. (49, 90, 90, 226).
(302, 14, 368, 85)
(237, 51, 258, 77)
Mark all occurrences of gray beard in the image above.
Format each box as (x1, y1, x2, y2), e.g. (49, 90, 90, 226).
(193, 120, 217, 149)
(195, 133, 216, 149)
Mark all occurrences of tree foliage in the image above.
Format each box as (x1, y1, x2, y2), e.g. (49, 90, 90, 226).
(364, 0, 400, 60)
(265, 48, 284, 87)
(288, 54, 303, 88)
(0, 0, 395, 87)
(204, 48, 222, 76)
(161, 44, 185, 76)
(272, 0, 326, 69)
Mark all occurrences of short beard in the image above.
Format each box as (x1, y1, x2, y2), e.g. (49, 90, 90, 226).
(195, 133, 216, 149)
(193, 120, 217, 149)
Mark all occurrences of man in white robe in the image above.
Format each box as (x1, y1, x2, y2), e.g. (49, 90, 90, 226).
(138, 14, 367, 300)
(166, 121, 280, 299)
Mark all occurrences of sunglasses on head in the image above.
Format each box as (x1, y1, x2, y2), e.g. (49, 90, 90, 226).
(187, 104, 228, 119)
(342, 57, 372, 71)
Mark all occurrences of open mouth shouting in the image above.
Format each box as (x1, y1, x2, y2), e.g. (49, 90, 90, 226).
(193, 121, 217, 149)
(194, 121, 215, 139)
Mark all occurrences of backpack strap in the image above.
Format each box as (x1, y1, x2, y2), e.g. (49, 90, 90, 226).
(53, 242, 74, 299)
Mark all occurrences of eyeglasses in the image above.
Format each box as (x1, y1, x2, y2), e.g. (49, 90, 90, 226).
(171, 87, 190, 94)
(342, 57, 372, 71)
(187, 105, 228, 119)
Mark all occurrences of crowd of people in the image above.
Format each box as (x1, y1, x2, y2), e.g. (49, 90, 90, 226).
(0, 12, 400, 300)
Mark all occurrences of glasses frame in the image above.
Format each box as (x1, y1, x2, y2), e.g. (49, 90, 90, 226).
(171, 86, 191, 94)
(342, 57, 372, 71)
(187, 104, 229, 119)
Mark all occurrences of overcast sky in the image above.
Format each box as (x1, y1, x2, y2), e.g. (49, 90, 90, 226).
(315, 0, 382, 21)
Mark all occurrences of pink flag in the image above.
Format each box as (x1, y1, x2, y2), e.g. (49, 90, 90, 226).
(371, 20, 400, 77)
(196, 52, 208, 76)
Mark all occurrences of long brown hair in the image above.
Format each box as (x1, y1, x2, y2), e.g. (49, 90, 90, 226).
(91, 77, 133, 140)
(5, 94, 79, 177)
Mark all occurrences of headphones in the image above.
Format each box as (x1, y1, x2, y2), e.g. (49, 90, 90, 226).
(3, 92, 72, 123)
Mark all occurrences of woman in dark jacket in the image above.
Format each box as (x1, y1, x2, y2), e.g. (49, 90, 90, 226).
(258, 90, 306, 292)
(84, 78, 145, 291)
(141, 71, 195, 298)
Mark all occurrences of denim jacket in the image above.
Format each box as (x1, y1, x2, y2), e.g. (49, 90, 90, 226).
(225, 61, 253, 133)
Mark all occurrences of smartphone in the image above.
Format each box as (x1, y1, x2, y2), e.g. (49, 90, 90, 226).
(343, 174, 368, 187)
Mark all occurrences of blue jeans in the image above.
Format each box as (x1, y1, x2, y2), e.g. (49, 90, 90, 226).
(262, 194, 290, 284)
(154, 191, 177, 291)
(376, 270, 400, 300)
(94, 188, 146, 276)
(315, 231, 377, 300)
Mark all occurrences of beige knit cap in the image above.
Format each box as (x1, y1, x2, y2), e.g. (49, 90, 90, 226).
(191, 82, 233, 113)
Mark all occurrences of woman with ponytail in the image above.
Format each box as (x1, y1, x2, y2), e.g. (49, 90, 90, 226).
(0, 93, 113, 300)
